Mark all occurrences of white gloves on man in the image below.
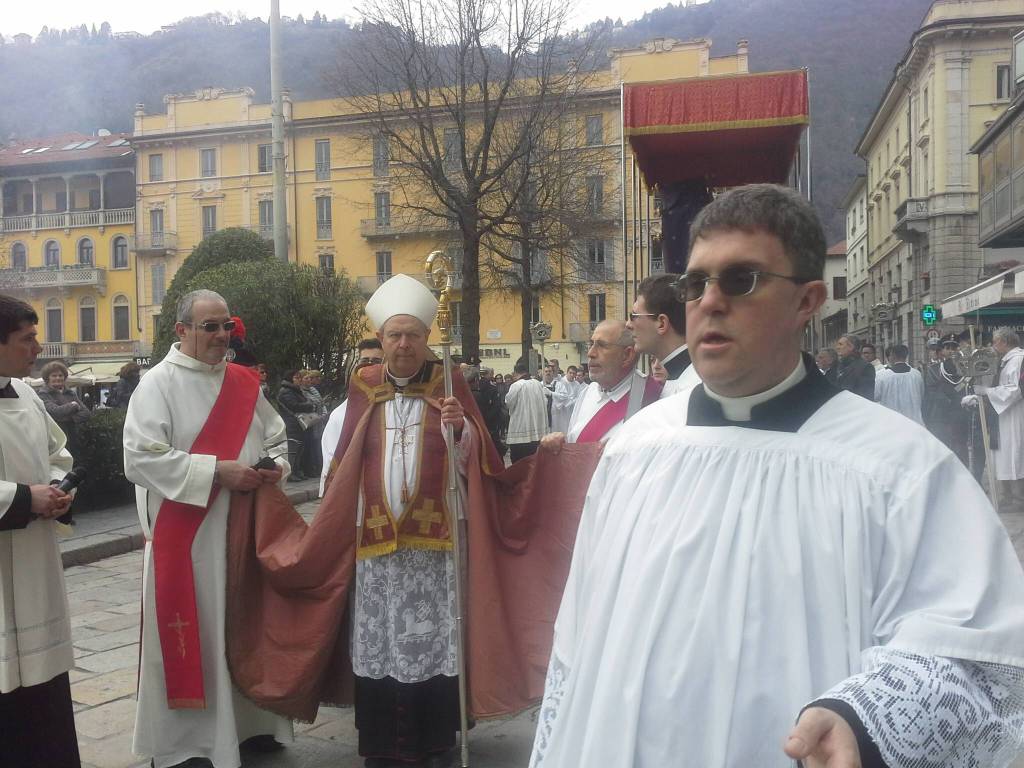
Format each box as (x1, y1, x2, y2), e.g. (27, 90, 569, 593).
(961, 395, 979, 408)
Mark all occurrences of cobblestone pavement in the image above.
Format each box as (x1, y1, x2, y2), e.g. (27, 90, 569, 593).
(67, 502, 1024, 768)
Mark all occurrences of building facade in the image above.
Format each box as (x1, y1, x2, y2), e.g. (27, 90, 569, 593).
(843, 175, 870, 339)
(853, 0, 1024, 361)
(130, 40, 750, 372)
(0, 133, 142, 374)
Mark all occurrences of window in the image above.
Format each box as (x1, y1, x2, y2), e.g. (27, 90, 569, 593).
(376, 250, 392, 282)
(113, 296, 131, 340)
(316, 197, 333, 239)
(258, 200, 273, 238)
(112, 236, 129, 269)
(149, 154, 163, 182)
(585, 115, 603, 146)
(44, 240, 60, 268)
(586, 239, 605, 264)
(530, 296, 541, 325)
(56, 191, 67, 212)
(443, 128, 459, 171)
(77, 238, 94, 266)
(200, 148, 217, 177)
(315, 139, 331, 180)
(319, 252, 335, 273)
(451, 301, 463, 335)
(373, 135, 389, 177)
(152, 264, 166, 304)
(586, 175, 604, 215)
(79, 297, 97, 342)
(997, 64, 1012, 100)
(374, 191, 391, 226)
(587, 293, 606, 324)
(833, 276, 847, 300)
(150, 208, 164, 234)
(10, 243, 26, 271)
(88, 189, 101, 210)
(258, 144, 272, 174)
(45, 298, 63, 343)
(201, 205, 217, 238)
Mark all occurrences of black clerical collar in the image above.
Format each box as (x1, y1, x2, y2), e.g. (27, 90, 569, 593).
(888, 363, 911, 373)
(0, 378, 16, 398)
(386, 360, 436, 389)
(687, 353, 839, 432)
(663, 347, 692, 380)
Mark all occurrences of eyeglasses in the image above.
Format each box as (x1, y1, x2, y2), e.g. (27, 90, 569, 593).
(191, 320, 236, 333)
(358, 356, 384, 366)
(628, 312, 658, 322)
(673, 267, 812, 302)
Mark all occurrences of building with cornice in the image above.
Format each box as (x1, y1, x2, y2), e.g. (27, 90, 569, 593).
(853, 0, 1024, 360)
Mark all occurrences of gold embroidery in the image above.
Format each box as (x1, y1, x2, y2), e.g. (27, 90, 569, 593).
(411, 499, 442, 535)
(365, 505, 391, 541)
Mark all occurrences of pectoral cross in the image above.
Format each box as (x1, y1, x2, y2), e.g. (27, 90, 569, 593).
(365, 505, 391, 541)
(411, 499, 442, 535)
(168, 612, 190, 659)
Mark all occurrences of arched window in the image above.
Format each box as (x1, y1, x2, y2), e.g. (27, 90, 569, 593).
(10, 243, 27, 271)
(77, 238, 94, 266)
(112, 295, 130, 341)
(44, 240, 60, 268)
(45, 298, 63, 343)
(112, 236, 129, 269)
(79, 296, 97, 342)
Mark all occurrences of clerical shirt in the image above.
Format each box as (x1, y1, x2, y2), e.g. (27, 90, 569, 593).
(565, 370, 635, 443)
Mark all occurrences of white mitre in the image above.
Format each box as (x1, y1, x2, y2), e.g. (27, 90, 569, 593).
(365, 273, 438, 330)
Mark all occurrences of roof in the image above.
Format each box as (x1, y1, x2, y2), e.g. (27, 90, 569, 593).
(827, 241, 847, 256)
(0, 132, 134, 170)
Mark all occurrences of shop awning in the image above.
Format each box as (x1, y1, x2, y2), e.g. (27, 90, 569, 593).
(624, 69, 809, 188)
(940, 266, 1024, 319)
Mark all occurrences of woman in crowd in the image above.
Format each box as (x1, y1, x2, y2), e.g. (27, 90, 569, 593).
(277, 368, 317, 482)
(38, 361, 91, 457)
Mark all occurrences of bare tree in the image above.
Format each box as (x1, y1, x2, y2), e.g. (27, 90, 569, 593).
(329, 0, 603, 360)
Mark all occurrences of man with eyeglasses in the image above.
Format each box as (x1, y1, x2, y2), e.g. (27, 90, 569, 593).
(541, 320, 661, 451)
(530, 184, 1024, 768)
(124, 289, 292, 768)
(626, 274, 698, 398)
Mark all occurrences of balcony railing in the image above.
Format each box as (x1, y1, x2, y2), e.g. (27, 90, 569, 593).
(34, 340, 142, 364)
(894, 197, 928, 241)
(0, 208, 135, 233)
(250, 224, 290, 242)
(357, 272, 440, 297)
(316, 224, 333, 240)
(650, 257, 665, 274)
(359, 217, 455, 239)
(568, 322, 599, 342)
(39, 342, 71, 359)
(0, 265, 107, 294)
(131, 232, 178, 254)
(581, 262, 612, 282)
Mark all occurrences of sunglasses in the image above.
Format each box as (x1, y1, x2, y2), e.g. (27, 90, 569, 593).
(674, 267, 812, 302)
(192, 320, 236, 333)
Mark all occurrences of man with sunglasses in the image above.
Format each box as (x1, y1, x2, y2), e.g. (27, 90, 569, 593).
(124, 289, 292, 768)
(626, 274, 699, 398)
(530, 184, 1024, 768)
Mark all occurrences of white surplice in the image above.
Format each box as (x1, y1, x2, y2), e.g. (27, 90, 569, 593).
(551, 378, 585, 434)
(565, 370, 638, 443)
(532, 362, 1024, 768)
(874, 363, 924, 425)
(318, 373, 472, 682)
(985, 347, 1024, 480)
(505, 377, 550, 445)
(124, 344, 293, 768)
(0, 377, 74, 693)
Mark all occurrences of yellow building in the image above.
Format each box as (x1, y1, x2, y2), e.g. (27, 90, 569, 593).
(131, 39, 750, 372)
(0, 132, 142, 375)
(854, 0, 1024, 358)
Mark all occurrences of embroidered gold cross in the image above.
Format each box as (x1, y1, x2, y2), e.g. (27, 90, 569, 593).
(365, 505, 391, 541)
(411, 499, 442, 535)
(168, 612, 190, 659)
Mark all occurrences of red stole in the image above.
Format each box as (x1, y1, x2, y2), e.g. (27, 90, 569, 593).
(152, 363, 260, 709)
(576, 375, 662, 443)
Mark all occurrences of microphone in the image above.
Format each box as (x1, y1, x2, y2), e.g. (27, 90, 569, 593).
(54, 466, 87, 525)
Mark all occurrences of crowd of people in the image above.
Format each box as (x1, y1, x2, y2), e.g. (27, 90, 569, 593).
(2, 183, 1023, 768)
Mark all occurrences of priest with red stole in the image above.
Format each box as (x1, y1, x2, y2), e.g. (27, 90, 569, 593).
(124, 289, 292, 768)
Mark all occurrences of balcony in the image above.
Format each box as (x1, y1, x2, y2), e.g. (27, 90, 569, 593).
(894, 197, 929, 241)
(359, 217, 454, 240)
(35, 340, 143, 364)
(248, 224, 291, 242)
(356, 272, 442, 297)
(580, 262, 614, 282)
(568, 322, 599, 342)
(0, 265, 107, 294)
(650, 257, 665, 275)
(39, 342, 71, 360)
(131, 232, 178, 256)
(0, 208, 134, 233)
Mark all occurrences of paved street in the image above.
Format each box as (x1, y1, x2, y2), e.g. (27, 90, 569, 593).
(64, 499, 1024, 768)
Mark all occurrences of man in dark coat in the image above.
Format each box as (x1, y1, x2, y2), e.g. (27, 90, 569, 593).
(835, 334, 875, 399)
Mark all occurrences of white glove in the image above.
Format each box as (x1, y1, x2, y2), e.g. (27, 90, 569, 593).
(961, 395, 979, 408)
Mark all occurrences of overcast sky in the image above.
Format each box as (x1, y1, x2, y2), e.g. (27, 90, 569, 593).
(2, 0, 708, 37)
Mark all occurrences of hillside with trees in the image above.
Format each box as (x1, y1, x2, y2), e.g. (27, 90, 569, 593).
(0, 0, 936, 239)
